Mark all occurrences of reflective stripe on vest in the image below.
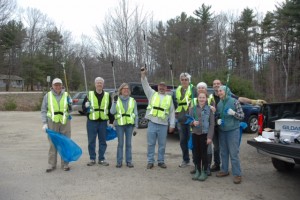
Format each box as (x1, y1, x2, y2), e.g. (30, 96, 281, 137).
(208, 94, 215, 106)
(114, 97, 135, 125)
(147, 92, 171, 119)
(88, 91, 109, 120)
(47, 91, 69, 124)
(175, 85, 192, 112)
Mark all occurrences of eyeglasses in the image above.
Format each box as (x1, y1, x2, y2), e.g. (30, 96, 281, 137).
(181, 79, 189, 81)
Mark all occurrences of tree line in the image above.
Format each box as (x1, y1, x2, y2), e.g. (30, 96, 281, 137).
(0, 0, 299, 102)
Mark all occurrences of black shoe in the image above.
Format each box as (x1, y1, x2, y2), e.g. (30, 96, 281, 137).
(98, 160, 109, 166)
(87, 160, 96, 166)
(158, 163, 167, 168)
(116, 163, 122, 168)
(46, 166, 56, 173)
(210, 164, 220, 172)
(127, 163, 134, 168)
(147, 163, 154, 169)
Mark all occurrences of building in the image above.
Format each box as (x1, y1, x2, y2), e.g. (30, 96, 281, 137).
(0, 74, 24, 90)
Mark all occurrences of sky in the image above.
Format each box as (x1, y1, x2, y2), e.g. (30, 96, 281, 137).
(17, 0, 284, 40)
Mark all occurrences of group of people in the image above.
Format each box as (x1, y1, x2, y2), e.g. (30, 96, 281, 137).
(41, 67, 266, 185)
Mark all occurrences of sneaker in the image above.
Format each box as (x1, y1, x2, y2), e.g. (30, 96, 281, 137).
(216, 171, 230, 177)
(147, 163, 154, 169)
(210, 164, 220, 172)
(63, 165, 70, 171)
(233, 176, 242, 184)
(127, 163, 134, 168)
(178, 161, 189, 168)
(98, 160, 109, 166)
(158, 163, 167, 168)
(87, 160, 96, 166)
(46, 165, 56, 173)
(116, 163, 122, 168)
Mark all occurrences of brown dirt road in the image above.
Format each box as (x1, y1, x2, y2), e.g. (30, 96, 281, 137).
(0, 112, 299, 200)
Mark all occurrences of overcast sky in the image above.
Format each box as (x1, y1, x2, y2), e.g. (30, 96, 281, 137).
(17, 0, 284, 39)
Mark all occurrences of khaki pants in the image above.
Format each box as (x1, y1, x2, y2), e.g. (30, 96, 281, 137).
(47, 120, 71, 168)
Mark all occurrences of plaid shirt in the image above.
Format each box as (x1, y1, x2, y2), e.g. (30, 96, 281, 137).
(233, 100, 244, 120)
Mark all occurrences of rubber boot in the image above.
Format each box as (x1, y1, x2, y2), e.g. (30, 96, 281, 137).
(207, 154, 212, 176)
(198, 167, 208, 181)
(192, 166, 200, 180)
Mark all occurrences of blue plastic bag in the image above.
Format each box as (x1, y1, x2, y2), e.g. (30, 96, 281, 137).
(106, 126, 117, 141)
(46, 129, 82, 162)
(239, 122, 248, 146)
(188, 134, 193, 150)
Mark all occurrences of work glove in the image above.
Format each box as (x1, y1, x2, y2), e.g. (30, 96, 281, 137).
(132, 127, 137, 136)
(42, 124, 48, 132)
(226, 108, 236, 116)
(108, 123, 114, 129)
(113, 95, 118, 102)
(67, 96, 72, 105)
(217, 119, 224, 126)
(251, 99, 267, 106)
(85, 101, 90, 108)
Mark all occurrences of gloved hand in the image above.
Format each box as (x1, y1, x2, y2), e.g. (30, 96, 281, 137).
(251, 99, 267, 106)
(67, 96, 72, 105)
(132, 127, 137, 136)
(226, 108, 236, 116)
(113, 95, 118, 102)
(85, 101, 90, 108)
(108, 123, 114, 129)
(217, 119, 224, 126)
(42, 124, 48, 132)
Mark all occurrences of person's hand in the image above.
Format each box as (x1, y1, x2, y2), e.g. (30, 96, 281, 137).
(141, 66, 147, 78)
(227, 108, 236, 116)
(132, 127, 138, 136)
(85, 101, 90, 108)
(217, 119, 224, 126)
(251, 99, 267, 106)
(108, 123, 114, 129)
(210, 106, 216, 113)
(42, 124, 48, 132)
(168, 127, 175, 133)
(193, 120, 200, 127)
(207, 138, 212, 145)
(113, 95, 118, 102)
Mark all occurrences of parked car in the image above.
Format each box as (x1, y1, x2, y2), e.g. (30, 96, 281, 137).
(71, 89, 115, 115)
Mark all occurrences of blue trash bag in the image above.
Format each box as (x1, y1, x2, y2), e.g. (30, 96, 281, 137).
(184, 114, 194, 125)
(106, 126, 117, 141)
(239, 122, 248, 146)
(46, 129, 82, 162)
(188, 134, 193, 150)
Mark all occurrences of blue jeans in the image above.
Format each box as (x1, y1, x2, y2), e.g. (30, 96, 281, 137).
(116, 125, 133, 164)
(147, 121, 168, 164)
(177, 123, 190, 162)
(87, 120, 107, 161)
(219, 128, 242, 176)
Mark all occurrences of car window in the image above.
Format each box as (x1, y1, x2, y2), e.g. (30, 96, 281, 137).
(132, 85, 145, 96)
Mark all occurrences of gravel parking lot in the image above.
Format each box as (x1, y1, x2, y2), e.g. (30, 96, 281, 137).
(0, 112, 299, 200)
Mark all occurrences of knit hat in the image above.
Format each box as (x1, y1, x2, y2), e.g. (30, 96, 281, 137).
(219, 85, 231, 96)
(196, 82, 207, 89)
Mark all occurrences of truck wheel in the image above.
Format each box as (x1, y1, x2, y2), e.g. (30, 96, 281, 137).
(246, 115, 258, 133)
(271, 158, 295, 171)
(138, 109, 148, 128)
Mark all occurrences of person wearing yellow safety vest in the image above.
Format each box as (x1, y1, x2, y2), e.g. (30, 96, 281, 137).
(110, 83, 138, 168)
(174, 72, 197, 168)
(82, 77, 114, 167)
(141, 67, 175, 169)
(41, 78, 73, 172)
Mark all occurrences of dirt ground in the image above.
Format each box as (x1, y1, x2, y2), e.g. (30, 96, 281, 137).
(0, 112, 299, 200)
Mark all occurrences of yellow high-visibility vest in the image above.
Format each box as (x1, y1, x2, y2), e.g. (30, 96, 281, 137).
(114, 97, 135, 125)
(88, 91, 110, 120)
(47, 91, 69, 124)
(147, 92, 172, 119)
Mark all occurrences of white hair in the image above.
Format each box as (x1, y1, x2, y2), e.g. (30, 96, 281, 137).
(179, 72, 191, 82)
(197, 82, 207, 89)
(95, 77, 104, 83)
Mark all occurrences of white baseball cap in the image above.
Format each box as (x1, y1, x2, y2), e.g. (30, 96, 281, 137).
(52, 78, 62, 85)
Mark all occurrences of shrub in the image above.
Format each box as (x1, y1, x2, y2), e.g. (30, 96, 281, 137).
(4, 98, 17, 111)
